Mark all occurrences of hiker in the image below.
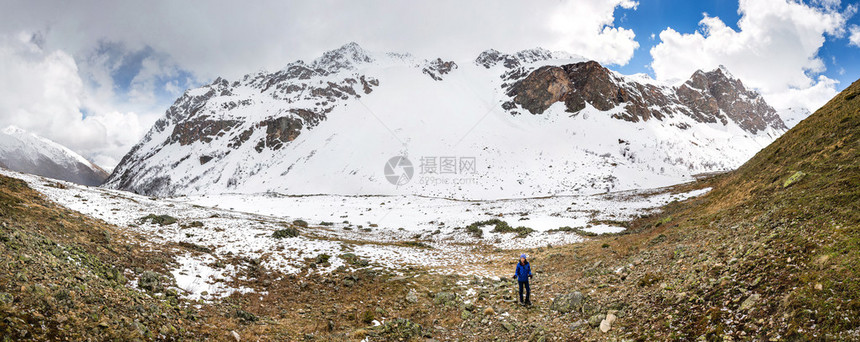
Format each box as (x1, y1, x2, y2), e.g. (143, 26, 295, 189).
(512, 253, 532, 306)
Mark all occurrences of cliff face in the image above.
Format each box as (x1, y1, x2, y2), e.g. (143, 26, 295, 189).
(507, 62, 785, 133)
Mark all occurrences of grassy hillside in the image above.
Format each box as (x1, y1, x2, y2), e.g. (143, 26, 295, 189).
(537, 78, 859, 341)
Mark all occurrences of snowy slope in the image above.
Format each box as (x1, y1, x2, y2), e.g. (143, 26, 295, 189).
(0, 126, 108, 186)
(105, 43, 786, 199)
(778, 107, 812, 129)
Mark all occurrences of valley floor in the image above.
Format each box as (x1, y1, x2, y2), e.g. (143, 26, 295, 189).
(0, 168, 714, 341)
(3, 163, 855, 341)
(1, 169, 706, 301)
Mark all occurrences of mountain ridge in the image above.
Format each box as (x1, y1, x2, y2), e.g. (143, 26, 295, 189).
(0, 126, 108, 186)
(104, 43, 788, 198)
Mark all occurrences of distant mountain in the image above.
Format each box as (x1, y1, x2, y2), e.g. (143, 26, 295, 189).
(104, 43, 787, 199)
(0, 126, 108, 186)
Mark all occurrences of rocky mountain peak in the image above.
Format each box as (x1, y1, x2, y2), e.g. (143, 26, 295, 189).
(677, 66, 785, 133)
(475, 47, 580, 69)
(506, 61, 785, 133)
(311, 42, 374, 73)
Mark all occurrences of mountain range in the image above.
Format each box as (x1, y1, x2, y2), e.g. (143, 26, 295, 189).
(104, 43, 790, 199)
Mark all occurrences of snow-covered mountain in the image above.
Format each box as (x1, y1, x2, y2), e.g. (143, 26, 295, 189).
(104, 42, 786, 199)
(0, 126, 108, 186)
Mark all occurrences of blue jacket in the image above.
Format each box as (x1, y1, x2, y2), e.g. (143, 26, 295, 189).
(515, 262, 531, 282)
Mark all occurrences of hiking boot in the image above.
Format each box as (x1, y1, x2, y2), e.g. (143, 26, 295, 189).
(525, 300, 532, 306)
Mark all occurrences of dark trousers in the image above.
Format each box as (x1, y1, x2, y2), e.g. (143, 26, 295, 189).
(518, 280, 530, 303)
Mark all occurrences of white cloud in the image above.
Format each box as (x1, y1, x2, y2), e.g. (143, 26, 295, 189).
(0, 33, 156, 170)
(850, 25, 860, 47)
(650, 0, 851, 111)
(547, 0, 640, 65)
(763, 75, 840, 112)
(0, 0, 641, 81)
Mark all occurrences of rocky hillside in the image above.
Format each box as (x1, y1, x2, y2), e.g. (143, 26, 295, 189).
(104, 43, 786, 199)
(0, 174, 198, 340)
(0, 126, 108, 186)
(535, 77, 859, 340)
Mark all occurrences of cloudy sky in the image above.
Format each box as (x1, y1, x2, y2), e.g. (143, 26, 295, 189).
(0, 0, 858, 169)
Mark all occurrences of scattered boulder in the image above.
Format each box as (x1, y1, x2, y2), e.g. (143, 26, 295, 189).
(341, 253, 370, 267)
(405, 290, 419, 303)
(599, 319, 611, 333)
(137, 271, 162, 292)
(139, 214, 177, 226)
(740, 293, 761, 311)
(434, 291, 457, 306)
(236, 310, 258, 323)
(588, 314, 606, 328)
(600, 312, 617, 332)
(550, 291, 584, 313)
(230, 330, 240, 341)
(272, 227, 299, 239)
(606, 312, 617, 324)
(376, 318, 422, 340)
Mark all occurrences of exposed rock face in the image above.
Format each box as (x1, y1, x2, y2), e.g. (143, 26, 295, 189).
(677, 67, 785, 132)
(507, 62, 785, 133)
(256, 116, 304, 152)
(511, 66, 571, 114)
(422, 58, 458, 81)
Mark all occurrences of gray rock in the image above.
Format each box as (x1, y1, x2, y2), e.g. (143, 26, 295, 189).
(138, 271, 162, 292)
(740, 293, 760, 311)
(433, 291, 457, 306)
(588, 314, 606, 328)
(570, 319, 587, 330)
(550, 291, 584, 313)
(405, 289, 419, 303)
